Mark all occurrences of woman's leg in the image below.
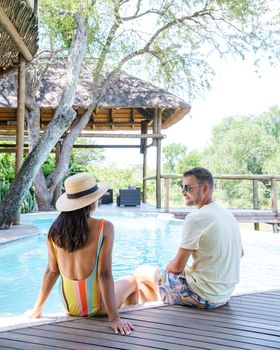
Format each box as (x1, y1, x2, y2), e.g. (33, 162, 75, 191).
(134, 266, 161, 302)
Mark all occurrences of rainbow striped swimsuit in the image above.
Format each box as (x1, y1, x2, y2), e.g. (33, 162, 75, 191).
(58, 219, 104, 317)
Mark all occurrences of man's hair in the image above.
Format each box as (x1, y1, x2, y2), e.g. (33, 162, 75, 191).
(183, 167, 214, 191)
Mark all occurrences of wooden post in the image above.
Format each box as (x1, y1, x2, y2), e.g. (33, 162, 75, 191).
(141, 121, 148, 203)
(271, 178, 279, 233)
(53, 142, 62, 204)
(152, 110, 157, 147)
(143, 147, 147, 203)
(253, 179, 260, 231)
(156, 109, 162, 209)
(14, 57, 25, 225)
(164, 177, 170, 212)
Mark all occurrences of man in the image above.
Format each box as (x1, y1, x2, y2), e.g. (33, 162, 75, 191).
(135, 167, 243, 308)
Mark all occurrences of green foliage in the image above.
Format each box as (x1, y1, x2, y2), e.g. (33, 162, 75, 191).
(20, 188, 38, 214)
(163, 143, 187, 173)
(0, 154, 15, 181)
(204, 113, 278, 175)
(40, 0, 96, 49)
(72, 139, 105, 166)
(0, 154, 37, 213)
(87, 163, 142, 199)
(177, 150, 203, 174)
(41, 154, 56, 177)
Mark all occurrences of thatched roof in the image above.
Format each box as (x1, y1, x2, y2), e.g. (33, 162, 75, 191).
(0, 0, 38, 75)
(0, 62, 191, 131)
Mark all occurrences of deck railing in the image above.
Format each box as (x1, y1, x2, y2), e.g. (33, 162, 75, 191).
(143, 174, 280, 231)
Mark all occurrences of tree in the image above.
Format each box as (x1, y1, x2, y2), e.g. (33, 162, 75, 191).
(0, 12, 88, 227)
(202, 109, 280, 208)
(177, 150, 203, 173)
(0, 0, 278, 227)
(163, 143, 187, 173)
(203, 116, 278, 174)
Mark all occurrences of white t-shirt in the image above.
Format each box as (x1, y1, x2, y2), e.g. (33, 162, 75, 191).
(180, 202, 243, 303)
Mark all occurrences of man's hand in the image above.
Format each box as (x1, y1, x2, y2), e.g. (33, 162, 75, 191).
(109, 317, 134, 335)
(165, 248, 192, 274)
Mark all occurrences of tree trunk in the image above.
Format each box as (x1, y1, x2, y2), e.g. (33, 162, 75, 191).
(0, 15, 88, 229)
(25, 72, 52, 211)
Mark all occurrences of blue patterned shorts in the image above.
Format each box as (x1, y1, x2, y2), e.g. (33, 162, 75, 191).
(157, 269, 227, 309)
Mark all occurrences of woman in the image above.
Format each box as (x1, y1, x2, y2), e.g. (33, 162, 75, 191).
(30, 172, 138, 335)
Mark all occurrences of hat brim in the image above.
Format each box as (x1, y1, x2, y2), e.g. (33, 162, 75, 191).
(56, 182, 110, 212)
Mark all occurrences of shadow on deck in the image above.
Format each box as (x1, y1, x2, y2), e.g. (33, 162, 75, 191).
(0, 290, 279, 349)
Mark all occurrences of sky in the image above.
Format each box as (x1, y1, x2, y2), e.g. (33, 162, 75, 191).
(101, 56, 280, 169)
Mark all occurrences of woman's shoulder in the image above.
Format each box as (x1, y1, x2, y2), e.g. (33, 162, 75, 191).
(102, 219, 114, 235)
(88, 217, 114, 235)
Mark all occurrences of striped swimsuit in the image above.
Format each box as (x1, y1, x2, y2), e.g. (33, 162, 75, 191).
(54, 219, 104, 317)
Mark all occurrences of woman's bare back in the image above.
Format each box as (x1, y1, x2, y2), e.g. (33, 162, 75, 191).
(55, 217, 102, 280)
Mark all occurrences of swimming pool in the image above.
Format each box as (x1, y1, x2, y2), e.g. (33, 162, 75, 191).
(0, 212, 182, 316)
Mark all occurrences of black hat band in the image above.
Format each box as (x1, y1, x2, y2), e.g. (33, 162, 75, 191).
(67, 184, 98, 199)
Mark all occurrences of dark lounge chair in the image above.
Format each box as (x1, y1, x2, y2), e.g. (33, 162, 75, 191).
(101, 189, 113, 204)
(117, 187, 141, 206)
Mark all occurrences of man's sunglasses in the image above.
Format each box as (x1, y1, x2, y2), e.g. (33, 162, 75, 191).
(181, 184, 199, 192)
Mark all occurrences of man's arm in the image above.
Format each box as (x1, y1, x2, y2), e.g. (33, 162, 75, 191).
(165, 247, 192, 274)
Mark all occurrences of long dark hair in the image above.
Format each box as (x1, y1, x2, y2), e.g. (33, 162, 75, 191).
(48, 204, 92, 252)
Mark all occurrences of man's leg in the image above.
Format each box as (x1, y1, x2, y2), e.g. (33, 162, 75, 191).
(96, 276, 139, 315)
(114, 276, 139, 307)
(134, 266, 161, 302)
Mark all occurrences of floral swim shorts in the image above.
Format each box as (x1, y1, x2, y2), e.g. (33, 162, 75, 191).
(157, 269, 227, 309)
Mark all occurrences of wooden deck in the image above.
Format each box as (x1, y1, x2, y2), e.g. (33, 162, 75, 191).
(0, 290, 279, 349)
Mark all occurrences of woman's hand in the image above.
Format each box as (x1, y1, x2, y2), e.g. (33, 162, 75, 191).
(109, 317, 134, 335)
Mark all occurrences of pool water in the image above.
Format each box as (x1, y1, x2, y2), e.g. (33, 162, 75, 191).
(0, 212, 182, 316)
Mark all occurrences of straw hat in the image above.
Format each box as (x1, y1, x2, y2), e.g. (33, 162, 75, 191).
(56, 172, 110, 212)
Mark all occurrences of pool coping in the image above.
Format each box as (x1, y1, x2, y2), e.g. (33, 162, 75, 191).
(0, 301, 166, 333)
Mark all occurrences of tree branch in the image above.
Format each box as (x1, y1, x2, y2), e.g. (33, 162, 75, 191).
(93, 2, 122, 78)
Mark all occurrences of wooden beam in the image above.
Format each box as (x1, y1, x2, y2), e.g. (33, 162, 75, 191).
(78, 133, 164, 139)
(0, 6, 33, 61)
(73, 145, 140, 149)
(0, 144, 140, 151)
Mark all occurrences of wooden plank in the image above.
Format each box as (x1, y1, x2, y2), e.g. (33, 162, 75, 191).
(145, 303, 280, 322)
(138, 306, 280, 328)
(129, 307, 280, 331)
(120, 310, 280, 336)
(59, 318, 280, 350)
(38, 323, 261, 350)
(0, 337, 65, 350)
(11, 327, 192, 350)
(0, 332, 109, 350)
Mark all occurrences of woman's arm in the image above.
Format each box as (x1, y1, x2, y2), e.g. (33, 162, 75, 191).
(30, 237, 60, 317)
(98, 220, 133, 335)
